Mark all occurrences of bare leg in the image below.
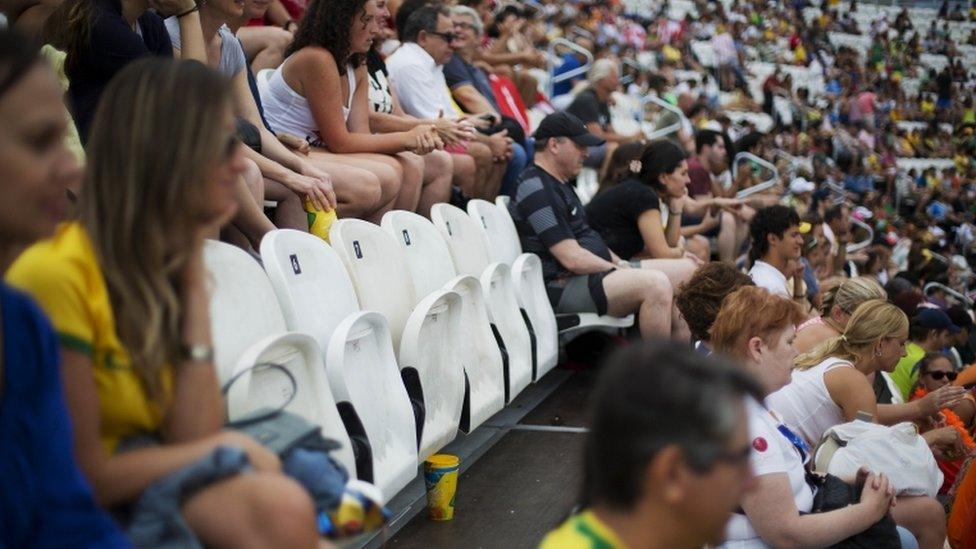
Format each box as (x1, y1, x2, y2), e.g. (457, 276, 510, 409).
(236, 26, 292, 73)
(226, 158, 275, 249)
(308, 151, 402, 223)
(891, 496, 946, 549)
(450, 152, 477, 197)
(465, 142, 494, 199)
(181, 472, 318, 549)
(602, 267, 674, 338)
(685, 235, 711, 263)
(264, 178, 308, 231)
(417, 150, 453, 217)
(717, 210, 737, 263)
(392, 151, 424, 212)
(635, 257, 698, 288)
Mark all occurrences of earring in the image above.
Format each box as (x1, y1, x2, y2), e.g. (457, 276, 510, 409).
(875, 348, 882, 357)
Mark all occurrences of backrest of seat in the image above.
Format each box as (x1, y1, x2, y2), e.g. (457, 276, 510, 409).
(467, 199, 522, 265)
(380, 211, 458, 299)
(430, 203, 492, 277)
(330, 219, 417, 349)
(204, 240, 288, 381)
(494, 196, 525, 254)
(260, 229, 361, 354)
(325, 311, 418, 502)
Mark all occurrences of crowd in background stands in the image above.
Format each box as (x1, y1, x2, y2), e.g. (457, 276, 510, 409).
(7, 0, 976, 546)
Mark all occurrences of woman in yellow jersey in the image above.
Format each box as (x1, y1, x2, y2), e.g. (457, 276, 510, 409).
(540, 342, 760, 549)
(7, 58, 319, 547)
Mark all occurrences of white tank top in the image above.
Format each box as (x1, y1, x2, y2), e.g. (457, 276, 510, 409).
(766, 357, 855, 447)
(258, 60, 356, 148)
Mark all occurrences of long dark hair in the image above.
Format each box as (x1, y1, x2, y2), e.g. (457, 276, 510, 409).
(597, 141, 648, 194)
(638, 139, 686, 192)
(286, 0, 368, 68)
(53, 0, 97, 74)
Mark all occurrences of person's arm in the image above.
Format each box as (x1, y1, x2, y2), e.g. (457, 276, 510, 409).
(171, 9, 206, 62)
(741, 472, 891, 547)
(824, 366, 880, 421)
(451, 83, 498, 116)
(636, 209, 683, 258)
(585, 121, 641, 144)
(299, 53, 427, 154)
(878, 384, 968, 424)
(240, 146, 335, 211)
(474, 48, 540, 68)
(548, 239, 618, 274)
(263, 0, 293, 27)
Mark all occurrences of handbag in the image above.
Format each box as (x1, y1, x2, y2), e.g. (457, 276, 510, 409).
(814, 420, 943, 498)
(805, 472, 901, 548)
(222, 363, 349, 511)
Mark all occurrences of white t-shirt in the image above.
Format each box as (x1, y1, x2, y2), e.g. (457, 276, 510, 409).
(766, 357, 854, 446)
(385, 42, 457, 120)
(721, 397, 814, 548)
(749, 260, 790, 298)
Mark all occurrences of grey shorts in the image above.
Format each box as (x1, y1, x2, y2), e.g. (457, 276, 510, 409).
(551, 262, 639, 317)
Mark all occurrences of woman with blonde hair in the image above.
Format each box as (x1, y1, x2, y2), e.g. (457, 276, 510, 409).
(709, 287, 897, 548)
(7, 58, 318, 546)
(769, 299, 962, 549)
(793, 276, 887, 353)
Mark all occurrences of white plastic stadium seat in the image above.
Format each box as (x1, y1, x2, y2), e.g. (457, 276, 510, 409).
(329, 219, 465, 462)
(203, 240, 356, 477)
(259, 229, 417, 502)
(381, 210, 505, 432)
(467, 200, 559, 380)
(430, 203, 533, 402)
(493, 196, 635, 337)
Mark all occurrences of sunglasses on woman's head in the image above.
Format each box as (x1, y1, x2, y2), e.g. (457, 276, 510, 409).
(927, 371, 958, 381)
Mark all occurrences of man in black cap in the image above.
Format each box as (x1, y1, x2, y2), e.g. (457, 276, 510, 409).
(508, 112, 680, 340)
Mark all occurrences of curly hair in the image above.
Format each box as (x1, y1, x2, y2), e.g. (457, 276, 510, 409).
(710, 286, 806, 361)
(286, 0, 368, 67)
(675, 262, 755, 342)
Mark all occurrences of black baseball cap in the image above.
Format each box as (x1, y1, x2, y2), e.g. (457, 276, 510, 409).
(533, 112, 605, 147)
(914, 307, 961, 334)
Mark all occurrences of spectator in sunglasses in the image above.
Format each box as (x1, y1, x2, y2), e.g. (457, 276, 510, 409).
(912, 352, 976, 428)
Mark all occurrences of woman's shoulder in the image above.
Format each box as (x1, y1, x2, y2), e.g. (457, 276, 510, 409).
(6, 224, 100, 309)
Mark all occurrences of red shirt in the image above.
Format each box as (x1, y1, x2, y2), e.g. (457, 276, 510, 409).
(686, 156, 713, 197)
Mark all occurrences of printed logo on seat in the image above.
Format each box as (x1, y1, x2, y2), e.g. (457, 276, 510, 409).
(402, 229, 411, 246)
(353, 240, 363, 259)
(290, 254, 301, 275)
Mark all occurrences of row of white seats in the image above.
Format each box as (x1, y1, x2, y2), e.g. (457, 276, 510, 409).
(204, 201, 630, 503)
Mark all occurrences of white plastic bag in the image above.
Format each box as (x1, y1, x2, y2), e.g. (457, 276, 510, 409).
(815, 420, 943, 498)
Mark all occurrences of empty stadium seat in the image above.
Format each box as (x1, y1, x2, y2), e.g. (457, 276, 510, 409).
(203, 239, 356, 477)
(430, 203, 534, 402)
(380, 210, 505, 432)
(329, 219, 465, 462)
(258, 229, 417, 502)
(467, 200, 559, 380)
(493, 197, 635, 337)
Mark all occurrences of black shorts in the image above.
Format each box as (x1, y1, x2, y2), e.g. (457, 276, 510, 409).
(682, 211, 722, 238)
(548, 271, 612, 317)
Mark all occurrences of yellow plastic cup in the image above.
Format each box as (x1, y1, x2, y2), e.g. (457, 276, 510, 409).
(303, 198, 337, 243)
(424, 454, 460, 521)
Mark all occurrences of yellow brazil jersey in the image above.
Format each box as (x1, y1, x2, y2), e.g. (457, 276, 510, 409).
(6, 222, 171, 454)
(540, 510, 625, 549)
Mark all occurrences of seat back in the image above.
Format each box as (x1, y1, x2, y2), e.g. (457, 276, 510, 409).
(382, 211, 505, 433)
(260, 229, 360, 354)
(329, 219, 416, 349)
(205, 240, 356, 473)
(467, 199, 522, 265)
(204, 240, 287, 380)
(430, 203, 492, 277)
(480, 263, 534, 401)
(380, 210, 458, 297)
(258, 232, 417, 499)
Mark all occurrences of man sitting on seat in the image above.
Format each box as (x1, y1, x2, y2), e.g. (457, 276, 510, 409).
(747, 205, 805, 301)
(508, 112, 684, 340)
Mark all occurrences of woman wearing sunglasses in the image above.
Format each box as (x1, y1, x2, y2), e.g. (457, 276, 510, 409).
(709, 286, 895, 548)
(911, 352, 976, 443)
(7, 58, 319, 547)
(769, 299, 957, 548)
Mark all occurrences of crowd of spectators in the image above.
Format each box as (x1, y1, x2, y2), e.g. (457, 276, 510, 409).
(7, 0, 976, 545)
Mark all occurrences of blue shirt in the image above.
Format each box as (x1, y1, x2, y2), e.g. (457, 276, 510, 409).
(0, 283, 129, 548)
(552, 53, 582, 97)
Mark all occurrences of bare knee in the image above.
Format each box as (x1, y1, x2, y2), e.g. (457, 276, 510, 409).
(640, 269, 673, 306)
(338, 171, 383, 217)
(426, 150, 453, 179)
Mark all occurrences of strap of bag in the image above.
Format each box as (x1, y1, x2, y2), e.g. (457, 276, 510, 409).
(221, 362, 297, 427)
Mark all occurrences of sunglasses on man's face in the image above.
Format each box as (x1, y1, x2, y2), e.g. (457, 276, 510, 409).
(428, 30, 459, 42)
(927, 370, 958, 381)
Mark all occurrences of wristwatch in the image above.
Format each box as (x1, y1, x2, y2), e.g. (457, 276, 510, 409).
(180, 343, 214, 363)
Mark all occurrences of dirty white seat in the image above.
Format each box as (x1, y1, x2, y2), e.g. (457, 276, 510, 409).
(381, 210, 505, 431)
(329, 219, 464, 462)
(430, 203, 533, 401)
(203, 240, 356, 478)
(259, 230, 416, 502)
(467, 199, 559, 381)
(494, 196, 635, 338)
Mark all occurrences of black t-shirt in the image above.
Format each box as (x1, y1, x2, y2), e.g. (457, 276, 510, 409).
(509, 164, 612, 283)
(566, 88, 611, 131)
(936, 70, 953, 101)
(66, 0, 173, 142)
(585, 178, 661, 260)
